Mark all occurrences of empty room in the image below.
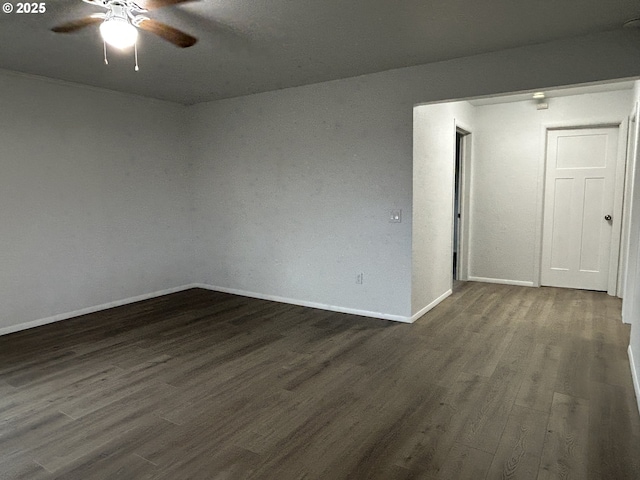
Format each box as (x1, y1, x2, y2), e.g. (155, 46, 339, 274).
(1, 1, 640, 479)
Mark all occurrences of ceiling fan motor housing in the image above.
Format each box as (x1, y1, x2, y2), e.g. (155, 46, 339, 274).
(106, 4, 129, 22)
(83, 0, 147, 13)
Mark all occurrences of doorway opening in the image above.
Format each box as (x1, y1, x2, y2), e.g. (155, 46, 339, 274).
(453, 128, 469, 280)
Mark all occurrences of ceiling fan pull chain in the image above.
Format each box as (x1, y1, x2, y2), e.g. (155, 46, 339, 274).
(103, 40, 109, 65)
(134, 42, 139, 71)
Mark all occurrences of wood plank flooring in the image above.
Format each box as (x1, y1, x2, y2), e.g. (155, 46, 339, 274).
(1, 282, 639, 479)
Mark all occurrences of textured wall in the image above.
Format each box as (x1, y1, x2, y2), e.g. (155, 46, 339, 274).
(412, 101, 475, 316)
(189, 30, 640, 320)
(0, 71, 194, 332)
(2, 29, 640, 329)
(470, 90, 633, 284)
(625, 80, 640, 414)
(189, 80, 413, 318)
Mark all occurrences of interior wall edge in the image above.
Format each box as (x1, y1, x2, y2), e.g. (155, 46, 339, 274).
(0, 284, 201, 337)
(410, 289, 452, 323)
(629, 345, 640, 416)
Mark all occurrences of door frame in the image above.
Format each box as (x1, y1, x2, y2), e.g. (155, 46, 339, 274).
(454, 123, 472, 281)
(535, 120, 629, 295)
(619, 106, 639, 299)
(622, 101, 640, 324)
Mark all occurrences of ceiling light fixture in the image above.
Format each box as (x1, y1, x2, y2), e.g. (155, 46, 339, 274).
(98, 5, 141, 69)
(533, 92, 548, 110)
(51, 0, 198, 71)
(52, 0, 198, 72)
(100, 17, 138, 49)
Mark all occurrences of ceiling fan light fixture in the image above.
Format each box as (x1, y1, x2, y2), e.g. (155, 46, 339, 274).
(100, 17, 138, 49)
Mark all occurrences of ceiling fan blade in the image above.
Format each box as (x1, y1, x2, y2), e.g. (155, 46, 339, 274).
(51, 14, 104, 33)
(139, 0, 196, 11)
(138, 18, 197, 48)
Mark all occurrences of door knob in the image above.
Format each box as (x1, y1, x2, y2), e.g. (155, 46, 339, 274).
(605, 215, 612, 221)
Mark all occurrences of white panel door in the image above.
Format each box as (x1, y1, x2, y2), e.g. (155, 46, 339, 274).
(541, 127, 619, 291)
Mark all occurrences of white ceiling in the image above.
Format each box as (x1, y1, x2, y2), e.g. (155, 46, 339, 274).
(1, 0, 638, 104)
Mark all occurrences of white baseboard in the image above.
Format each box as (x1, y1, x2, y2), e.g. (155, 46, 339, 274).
(193, 283, 413, 323)
(410, 289, 452, 323)
(629, 345, 640, 417)
(1, 282, 419, 337)
(467, 276, 535, 287)
(0, 284, 201, 337)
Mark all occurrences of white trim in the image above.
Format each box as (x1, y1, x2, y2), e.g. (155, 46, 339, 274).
(468, 276, 535, 287)
(0, 282, 419, 337)
(410, 289, 452, 323)
(0, 284, 201, 337)
(629, 345, 640, 417)
(618, 108, 637, 298)
(609, 122, 630, 296)
(532, 124, 548, 288)
(193, 284, 414, 323)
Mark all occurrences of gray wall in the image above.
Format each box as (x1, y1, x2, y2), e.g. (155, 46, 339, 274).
(625, 80, 640, 414)
(190, 29, 640, 320)
(470, 90, 633, 285)
(189, 79, 414, 318)
(412, 101, 474, 316)
(0, 71, 194, 333)
(1, 29, 640, 331)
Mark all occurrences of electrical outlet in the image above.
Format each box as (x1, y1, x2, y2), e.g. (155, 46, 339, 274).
(356, 273, 364, 284)
(390, 209, 402, 223)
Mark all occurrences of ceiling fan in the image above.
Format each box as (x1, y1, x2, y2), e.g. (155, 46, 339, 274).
(51, 0, 197, 50)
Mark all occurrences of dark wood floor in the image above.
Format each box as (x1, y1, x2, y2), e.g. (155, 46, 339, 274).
(1, 282, 639, 479)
